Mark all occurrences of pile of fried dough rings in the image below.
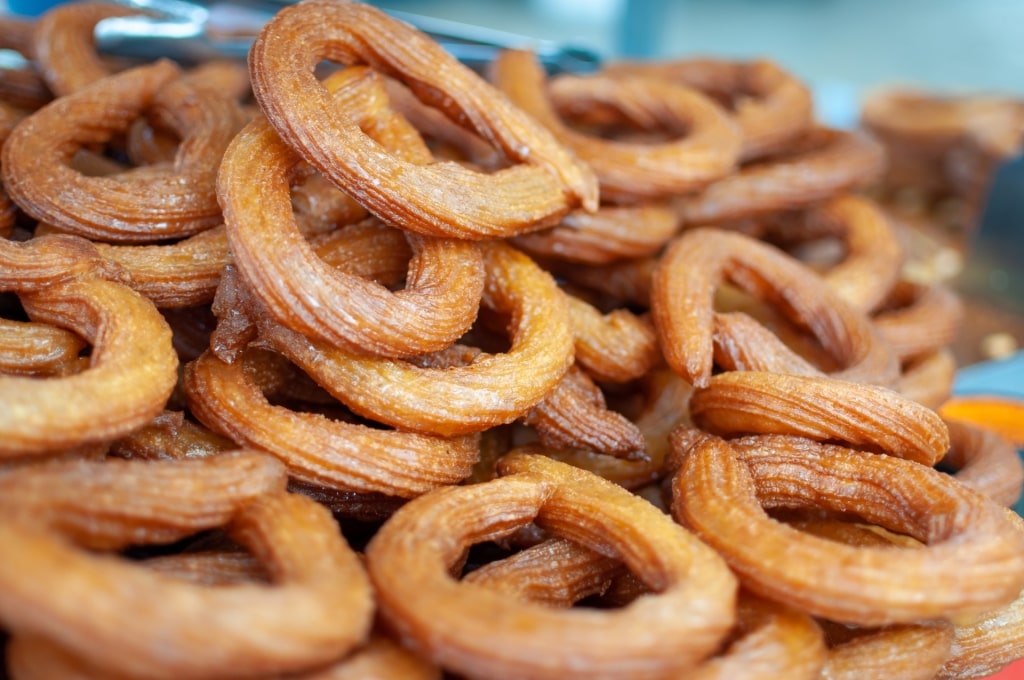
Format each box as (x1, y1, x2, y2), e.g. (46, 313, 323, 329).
(1, 1, 1023, 678)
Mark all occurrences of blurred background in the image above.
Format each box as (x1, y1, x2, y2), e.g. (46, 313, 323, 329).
(371, 0, 1024, 128)
(6, 0, 1024, 123)
(3, 0, 1022, 366)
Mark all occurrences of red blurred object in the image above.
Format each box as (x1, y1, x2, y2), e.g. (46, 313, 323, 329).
(990, 657, 1024, 679)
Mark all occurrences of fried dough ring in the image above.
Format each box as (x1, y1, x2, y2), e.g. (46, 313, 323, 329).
(670, 430, 1024, 625)
(0, 270, 177, 457)
(0, 317, 87, 376)
(0, 449, 284, 548)
(297, 637, 442, 680)
(249, 0, 597, 239)
(513, 202, 680, 265)
(126, 60, 252, 167)
(897, 348, 956, 410)
(601, 58, 814, 161)
(941, 418, 1024, 508)
(366, 452, 737, 680)
(674, 128, 885, 225)
(2, 61, 232, 242)
(784, 521, 954, 679)
(464, 536, 624, 606)
(873, 280, 964, 361)
(469, 541, 824, 680)
(0, 16, 36, 65)
(566, 292, 661, 383)
(108, 410, 234, 462)
(310, 218, 415, 286)
(764, 194, 903, 313)
(90, 167, 367, 309)
(31, 1, 136, 96)
(493, 49, 741, 203)
(253, 242, 574, 437)
(683, 596, 826, 680)
(692, 308, 950, 466)
(184, 347, 480, 497)
(651, 227, 897, 388)
(548, 254, 658, 308)
(709, 310, 820, 375)
(8, 538, 434, 680)
(7, 632, 441, 680)
(0, 17, 52, 110)
(546, 367, 694, 488)
(0, 454, 373, 679)
(0, 233, 118, 290)
(383, 75, 504, 169)
(122, 58, 246, 203)
(523, 364, 647, 459)
(689, 371, 949, 465)
(0, 102, 25, 236)
(221, 66, 485, 358)
(93, 226, 231, 308)
(862, 89, 1024, 172)
(290, 169, 369, 235)
(938, 572, 1024, 680)
(820, 623, 954, 680)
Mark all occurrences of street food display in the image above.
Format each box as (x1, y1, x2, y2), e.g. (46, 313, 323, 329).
(0, 0, 1022, 678)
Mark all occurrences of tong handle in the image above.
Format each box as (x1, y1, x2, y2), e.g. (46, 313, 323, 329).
(95, 0, 602, 75)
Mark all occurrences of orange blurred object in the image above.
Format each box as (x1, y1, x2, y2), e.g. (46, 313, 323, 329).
(941, 396, 1024, 447)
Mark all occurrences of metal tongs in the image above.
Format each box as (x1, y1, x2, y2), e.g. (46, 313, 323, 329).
(94, 0, 602, 75)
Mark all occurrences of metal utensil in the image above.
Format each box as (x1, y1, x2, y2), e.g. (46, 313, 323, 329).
(94, 0, 602, 74)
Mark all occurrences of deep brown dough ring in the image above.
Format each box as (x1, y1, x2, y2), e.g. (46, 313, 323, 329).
(671, 430, 1024, 625)
(366, 452, 737, 680)
(248, 0, 597, 239)
(126, 60, 252, 167)
(220, 66, 485, 357)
